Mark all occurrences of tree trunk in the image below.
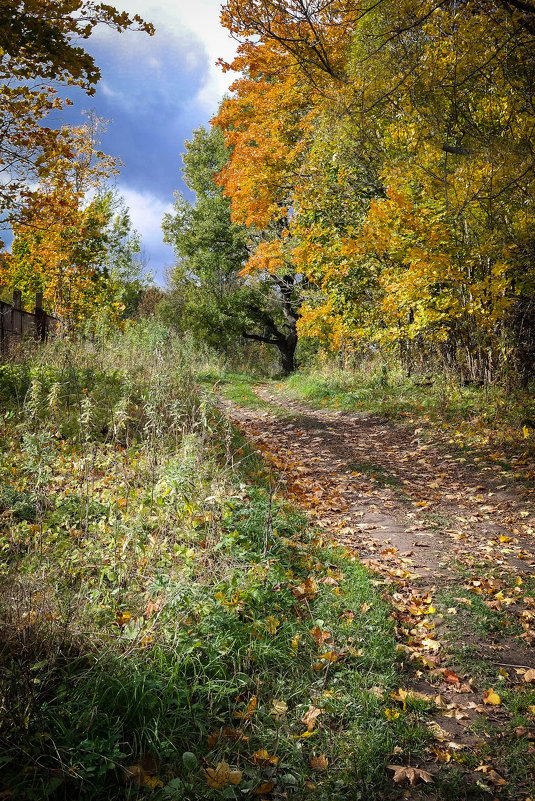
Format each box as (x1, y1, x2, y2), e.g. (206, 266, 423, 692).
(278, 331, 297, 376)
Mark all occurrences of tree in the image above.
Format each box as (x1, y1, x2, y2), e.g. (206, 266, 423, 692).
(163, 125, 302, 373)
(217, 0, 535, 382)
(0, 1, 153, 233)
(0, 122, 141, 330)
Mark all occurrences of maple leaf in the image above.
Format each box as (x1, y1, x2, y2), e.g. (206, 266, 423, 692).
(252, 749, 279, 766)
(270, 699, 288, 717)
(388, 765, 434, 785)
(203, 761, 242, 789)
(309, 754, 329, 771)
(483, 689, 501, 706)
(309, 625, 331, 646)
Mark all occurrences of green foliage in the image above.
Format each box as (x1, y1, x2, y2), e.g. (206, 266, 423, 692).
(163, 126, 301, 373)
(0, 332, 418, 799)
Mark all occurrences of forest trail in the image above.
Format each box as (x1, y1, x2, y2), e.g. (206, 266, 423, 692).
(220, 381, 535, 754)
(222, 384, 535, 585)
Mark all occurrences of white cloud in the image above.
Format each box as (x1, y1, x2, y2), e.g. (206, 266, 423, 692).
(118, 185, 175, 283)
(99, 0, 237, 113)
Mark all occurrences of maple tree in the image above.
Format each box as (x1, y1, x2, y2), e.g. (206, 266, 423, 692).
(0, 1, 153, 232)
(217, 0, 535, 383)
(0, 120, 130, 330)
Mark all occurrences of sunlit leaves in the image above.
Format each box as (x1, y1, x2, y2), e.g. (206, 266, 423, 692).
(0, 1, 152, 222)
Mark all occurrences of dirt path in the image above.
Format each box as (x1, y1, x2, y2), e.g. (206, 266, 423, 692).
(223, 385, 535, 581)
(220, 383, 535, 792)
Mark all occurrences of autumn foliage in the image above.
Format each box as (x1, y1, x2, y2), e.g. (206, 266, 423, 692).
(216, 0, 535, 382)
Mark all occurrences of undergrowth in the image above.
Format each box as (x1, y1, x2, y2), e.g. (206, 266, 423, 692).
(0, 327, 421, 800)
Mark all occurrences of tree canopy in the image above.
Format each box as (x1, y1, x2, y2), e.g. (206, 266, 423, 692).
(163, 126, 302, 373)
(214, 0, 535, 382)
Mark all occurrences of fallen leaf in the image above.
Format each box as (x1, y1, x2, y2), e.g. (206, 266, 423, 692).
(523, 668, 535, 683)
(142, 775, 163, 789)
(235, 695, 257, 719)
(271, 699, 288, 717)
(302, 705, 322, 731)
(309, 754, 329, 771)
(254, 782, 275, 795)
(318, 650, 339, 663)
(483, 689, 501, 706)
(388, 765, 434, 785)
(390, 688, 408, 709)
(203, 761, 242, 789)
(475, 765, 507, 786)
(310, 625, 331, 646)
(207, 730, 220, 749)
(253, 749, 279, 766)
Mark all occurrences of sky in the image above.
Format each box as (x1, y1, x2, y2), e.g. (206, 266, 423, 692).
(58, 1, 237, 285)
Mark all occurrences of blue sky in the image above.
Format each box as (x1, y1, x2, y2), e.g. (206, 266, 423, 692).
(57, 1, 237, 284)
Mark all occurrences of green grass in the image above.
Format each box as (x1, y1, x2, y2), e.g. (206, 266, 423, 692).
(0, 330, 429, 800)
(212, 372, 286, 414)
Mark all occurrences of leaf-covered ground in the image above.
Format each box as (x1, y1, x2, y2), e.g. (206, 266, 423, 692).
(218, 379, 535, 799)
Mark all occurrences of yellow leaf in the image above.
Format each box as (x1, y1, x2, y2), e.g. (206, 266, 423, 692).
(270, 699, 288, 717)
(483, 689, 501, 705)
(385, 708, 400, 720)
(318, 650, 339, 663)
(235, 695, 257, 719)
(390, 688, 408, 710)
(253, 749, 279, 766)
(229, 770, 243, 786)
(265, 615, 280, 635)
(142, 775, 163, 789)
(203, 761, 239, 789)
(291, 632, 300, 654)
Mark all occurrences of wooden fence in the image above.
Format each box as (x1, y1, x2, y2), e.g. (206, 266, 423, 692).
(0, 290, 58, 354)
